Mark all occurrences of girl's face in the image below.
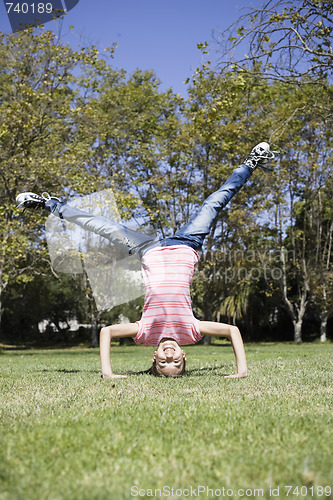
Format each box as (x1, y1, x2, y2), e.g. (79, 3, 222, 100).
(153, 339, 186, 377)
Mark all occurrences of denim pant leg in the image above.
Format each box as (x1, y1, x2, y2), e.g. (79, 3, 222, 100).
(45, 200, 156, 256)
(170, 164, 253, 250)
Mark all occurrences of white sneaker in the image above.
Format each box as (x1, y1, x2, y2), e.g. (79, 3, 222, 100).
(244, 142, 275, 171)
(16, 192, 59, 210)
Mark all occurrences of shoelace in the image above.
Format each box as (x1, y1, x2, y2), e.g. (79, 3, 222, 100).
(20, 192, 49, 212)
(253, 149, 277, 171)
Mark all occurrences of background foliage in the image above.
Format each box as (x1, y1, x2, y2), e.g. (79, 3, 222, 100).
(0, 1, 332, 346)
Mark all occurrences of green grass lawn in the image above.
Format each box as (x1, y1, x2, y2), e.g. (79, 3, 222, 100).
(0, 342, 332, 500)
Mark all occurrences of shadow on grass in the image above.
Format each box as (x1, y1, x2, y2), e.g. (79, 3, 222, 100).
(185, 365, 228, 377)
(36, 366, 233, 378)
(0, 342, 97, 351)
(3, 349, 100, 356)
(120, 365, 229, 377)
(38, 368, 99, 374)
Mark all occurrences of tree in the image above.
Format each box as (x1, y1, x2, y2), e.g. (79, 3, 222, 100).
(183, 63, 332, 342)
(91, 68, 187, 233)
(180, 67, 280, 333)
(214, 0, 333, 85)
(267, 82, 333, 342)
(202, 0, 333, 340)
(309, 187, 333, 341)
(0, 29, 188, 342)
(212, 0, 333, 149)
(0, 27, 112, 335)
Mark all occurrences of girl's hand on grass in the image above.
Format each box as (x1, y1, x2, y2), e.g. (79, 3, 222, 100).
(224, 372, 248, 379)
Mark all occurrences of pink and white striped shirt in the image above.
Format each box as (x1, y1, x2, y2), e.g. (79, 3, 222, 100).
(134, 245, 202, 346)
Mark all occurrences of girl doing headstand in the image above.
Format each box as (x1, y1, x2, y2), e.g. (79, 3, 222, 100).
(17, 142, 275, 379)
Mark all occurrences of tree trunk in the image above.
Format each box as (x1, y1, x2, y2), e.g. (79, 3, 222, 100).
(203, 335, 212, 345)
(293, 287, 308, 343)
(0, 294, 2, 337)
(294, 320, 303, 343)
(0, 281, 5, 338)
(81, 263, 101, 348)
(319, 284, 329, 342)
(280, 247, 308, 343)
(90, 315, 99, 348)
(320, 310, 328, 343)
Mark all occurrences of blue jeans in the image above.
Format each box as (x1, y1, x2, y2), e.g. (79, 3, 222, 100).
(47, 164, 252, 258)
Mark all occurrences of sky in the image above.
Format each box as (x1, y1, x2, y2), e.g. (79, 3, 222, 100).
(0, 0, 259, 95)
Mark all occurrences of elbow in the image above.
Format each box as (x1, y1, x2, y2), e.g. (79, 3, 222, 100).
(100, 326, 112, 340)
(230, 325, 241, 338)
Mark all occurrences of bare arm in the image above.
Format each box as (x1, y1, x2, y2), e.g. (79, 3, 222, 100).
(198, 321, 248, 378)
(100, 323, 139, 379)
